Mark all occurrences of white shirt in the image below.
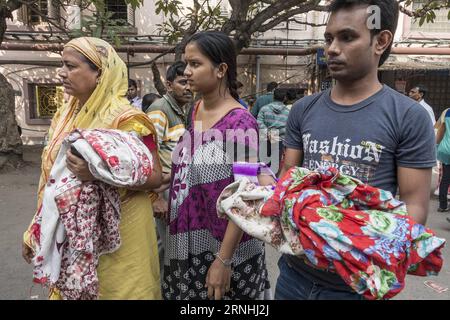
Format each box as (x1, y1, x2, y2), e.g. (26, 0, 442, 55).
(419, 99, 436, 125)
(129, 96, 142, 110)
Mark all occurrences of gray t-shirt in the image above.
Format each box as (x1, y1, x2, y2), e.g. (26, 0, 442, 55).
(283, 85, 436, 291)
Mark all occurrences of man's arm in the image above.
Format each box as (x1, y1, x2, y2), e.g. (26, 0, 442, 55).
(398, 167, 432, 225)
(146, 110, 168, 145)
(278, 147, 304, 178)
(256, 109, 267, 130)
(436, 122, 446, 144)
(251, 98, 262, 117)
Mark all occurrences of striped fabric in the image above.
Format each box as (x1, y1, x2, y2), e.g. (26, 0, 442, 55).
(146, 94, 187, 174)
(256, 101, 290, 141)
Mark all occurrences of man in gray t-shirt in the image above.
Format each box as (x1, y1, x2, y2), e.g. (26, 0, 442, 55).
(274, 0, 436, 300)
(285, 85, 436, 196)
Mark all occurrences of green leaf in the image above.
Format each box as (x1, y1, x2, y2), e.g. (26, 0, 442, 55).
(419, 15, 426, 26)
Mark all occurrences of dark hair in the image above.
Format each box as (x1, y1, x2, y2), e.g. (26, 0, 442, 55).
(166, 61, 187, 82)
(142, 93, 162, 112)
(267, 81, 278, 92)
(128, 79, 137, 88)
(273, 88, 286, 102)
(329, 0, 399, 66)
(415, 85, 427, 99)
(80, 55, 99, 72)
(237, 81, 244, 89)
(186, 31, 239, 101)
(286, 88, 297, 101)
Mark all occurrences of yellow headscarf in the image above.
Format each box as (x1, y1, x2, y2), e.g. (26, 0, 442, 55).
(25, 37, 157, 248)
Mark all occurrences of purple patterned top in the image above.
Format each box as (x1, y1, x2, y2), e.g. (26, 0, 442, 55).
(163, 106, 269, 300)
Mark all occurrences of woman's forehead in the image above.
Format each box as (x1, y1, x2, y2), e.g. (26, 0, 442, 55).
(62, 47, 85, 61)
(185, 43, 205, 59)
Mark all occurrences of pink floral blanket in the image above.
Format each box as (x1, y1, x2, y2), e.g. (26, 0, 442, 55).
(31, 129, 153, 299)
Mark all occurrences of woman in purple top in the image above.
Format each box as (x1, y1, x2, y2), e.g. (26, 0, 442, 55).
(162, 31, 269, 300)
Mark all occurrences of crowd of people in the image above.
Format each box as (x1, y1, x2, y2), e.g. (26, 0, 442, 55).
(20, 0, 447, 300)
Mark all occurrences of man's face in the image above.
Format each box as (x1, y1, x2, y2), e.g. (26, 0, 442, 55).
(324, 5, 378, 82)
(127, 85, 137, 100)
(167, 75, 192, 106)
(409, 87, 422, 101)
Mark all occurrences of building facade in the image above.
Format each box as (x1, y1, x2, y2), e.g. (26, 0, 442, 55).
(1, 0, 449, 144)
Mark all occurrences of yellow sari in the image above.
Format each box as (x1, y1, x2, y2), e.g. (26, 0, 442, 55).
(24, 37, 161, 299)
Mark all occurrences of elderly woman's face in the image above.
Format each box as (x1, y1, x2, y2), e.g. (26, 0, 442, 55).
(58, 47, 100, 104)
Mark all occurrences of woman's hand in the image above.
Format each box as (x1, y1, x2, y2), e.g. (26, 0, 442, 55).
(66, 149, 95, 181)
(153, 194, 168, 221)
(205, 258, 232, 300)
(22, 242, 34, 264)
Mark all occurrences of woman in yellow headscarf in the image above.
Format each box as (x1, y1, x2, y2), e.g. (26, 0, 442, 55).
(22, 37, 162, 299)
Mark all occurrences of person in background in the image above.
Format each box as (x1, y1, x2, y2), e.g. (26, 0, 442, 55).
(236, 81, 248, 109)
(436, 108, 450, 214)
(285, 88, 298, 110)
(145, 61, 192, 276)
(409, 85, 435, 126)
(250, 81, 278, 118)
(433, 108, 450, 198)
(257, 88, 290, 173)
(142, 93, 162, 113)
(128, 79, 142, 110)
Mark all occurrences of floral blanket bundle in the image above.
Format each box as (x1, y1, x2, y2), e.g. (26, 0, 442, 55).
(217, 165, 445, 300)
(31, 129, 153, 299)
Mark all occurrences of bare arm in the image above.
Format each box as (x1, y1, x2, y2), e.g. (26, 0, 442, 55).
(436, 122, 446, 145)
(278, 147, 304, 178)
(67, 145, 163, 191)
(132, 147, 162, 190)
(206, 220, 244, 300)
(398, 166, 432, 225)
(153, 172, 171, 193)
(257, 109, 267, 130)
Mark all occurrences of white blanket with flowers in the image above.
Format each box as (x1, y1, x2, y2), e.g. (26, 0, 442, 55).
(31, 129, 153, 299)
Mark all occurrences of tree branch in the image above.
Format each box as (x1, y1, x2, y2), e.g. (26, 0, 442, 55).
(256, 4, 328, 33)
(249, 0, 320, 34)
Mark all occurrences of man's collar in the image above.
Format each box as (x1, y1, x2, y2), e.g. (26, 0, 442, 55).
(164, 93, 187, 118)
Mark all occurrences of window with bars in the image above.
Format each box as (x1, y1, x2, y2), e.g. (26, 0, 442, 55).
(380, 69, 450, 118)
(17, 0, 49, 25)
(28, 84, 64, 120)
(105, 0, 129, 25)
(410, 0, 450, 33)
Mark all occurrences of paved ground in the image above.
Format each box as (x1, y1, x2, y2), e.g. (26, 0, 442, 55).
(1, 146, 449, 300)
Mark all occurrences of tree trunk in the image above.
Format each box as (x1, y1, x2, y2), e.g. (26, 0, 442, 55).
(151, 62, 167, 96)
(1, 0, 22, 46)
(0, 73, 24, 170)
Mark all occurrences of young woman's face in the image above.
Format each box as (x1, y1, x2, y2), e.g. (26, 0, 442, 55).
(183, 42, 220, 95)
(58, 47, 99, 103)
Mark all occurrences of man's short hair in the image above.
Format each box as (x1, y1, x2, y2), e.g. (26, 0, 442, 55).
(329, 0, 399, 66)
(415, 85, 427, 99)
(286, 88, 297, 101)
(273, 88, 286, 102)
(128, 79, 137, 88)
(267, 81, 278, 92)
(142, 93, 162, 112)
(166, 61, 187, 82)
